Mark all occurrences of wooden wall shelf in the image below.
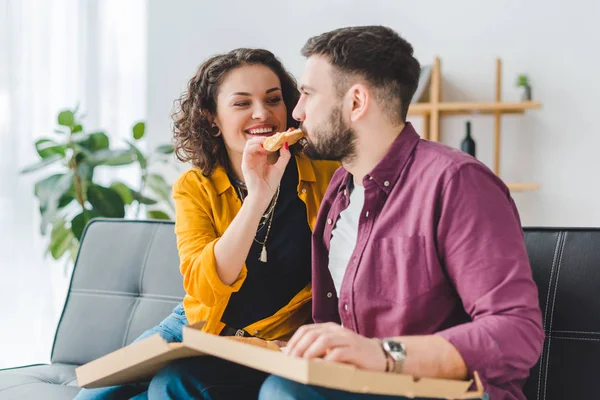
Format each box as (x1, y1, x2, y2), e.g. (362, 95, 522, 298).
(407, 57, 542, 192)
(409, 101, 541, 116)
(507, 183, 541, 192)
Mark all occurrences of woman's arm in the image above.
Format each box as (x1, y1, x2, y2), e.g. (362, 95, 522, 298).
(213, 195, 268, 285)
(214, 137, 291, 284)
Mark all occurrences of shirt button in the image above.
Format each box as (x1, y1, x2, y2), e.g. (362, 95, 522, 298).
(384, 181, 390, 187)
(253, 330, 259, 335)
(343, 189, 347, 196)
(365, 211, 369, 217)
(369, 176, 373, 180)
(344, 304, 349, 311)
(327, 292, 333, 298)
(327, 219, 333, 225)
(302, 189, 307, 194)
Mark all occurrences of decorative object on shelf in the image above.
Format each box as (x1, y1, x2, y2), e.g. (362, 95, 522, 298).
(20, 106, 176, 265)
(516, 74, 532, 101)
(407, 57, 542, 192)
(460, 121, 476, 157)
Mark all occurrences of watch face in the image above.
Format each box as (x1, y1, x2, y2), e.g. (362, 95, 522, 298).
(386, 340, 404, 353)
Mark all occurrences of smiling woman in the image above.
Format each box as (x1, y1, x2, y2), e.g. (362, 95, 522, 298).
(172, 48, 306, 181)
(75, 48, 340, 400)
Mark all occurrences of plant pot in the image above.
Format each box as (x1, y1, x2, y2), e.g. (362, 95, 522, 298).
(521, 85, 532, 101)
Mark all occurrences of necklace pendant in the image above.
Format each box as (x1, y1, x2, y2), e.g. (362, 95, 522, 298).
(259, 246, 268, 262)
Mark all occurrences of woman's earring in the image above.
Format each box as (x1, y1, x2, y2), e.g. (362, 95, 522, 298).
(210, 125, 221, 137)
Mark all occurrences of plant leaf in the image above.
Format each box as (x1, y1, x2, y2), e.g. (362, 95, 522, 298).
(125, 140, 147, 169)
(69, 241, 80, 263)
(58, 184, 76, 208)
(70, 132, 91, 143)
(71, 131, 109, 152)
(75, 159, 94, 183)
(49, 218, 75, 260)
(146, 174, 174, 211)
(72, 124, 83, 133)
(36, 139, 67, 159)
(154, 144, 175, 155)
(20, 154, 63, 174)
(88, 132, 110, 151)
(146, 210, 171, 220)
(110, 182, 135, 205)
(35, 172, 75, 235)
(90, 149, 136, 166)
(71, 210, 100, 241)
(58, 110, 75, 127)
(132, 121, 145, 140)
(87, 184, 125, 218)
(132, 190, 158, 205)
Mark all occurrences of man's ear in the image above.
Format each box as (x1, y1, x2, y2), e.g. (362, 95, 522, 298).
(347, 83, 369, 123)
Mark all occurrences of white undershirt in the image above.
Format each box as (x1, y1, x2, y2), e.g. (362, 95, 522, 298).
(328, 181, 364, 296)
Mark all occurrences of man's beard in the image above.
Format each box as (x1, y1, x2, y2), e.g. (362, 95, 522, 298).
(302, 105, 356, 163)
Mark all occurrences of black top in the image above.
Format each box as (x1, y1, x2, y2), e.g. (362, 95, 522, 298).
(221, 158, 312, 329)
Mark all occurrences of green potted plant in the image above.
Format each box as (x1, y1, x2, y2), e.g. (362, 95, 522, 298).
(21, 106, 176, 265)
(516, 74, 532, 101)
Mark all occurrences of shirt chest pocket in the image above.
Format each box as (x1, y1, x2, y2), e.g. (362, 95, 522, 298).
(366, 236, 433, 304)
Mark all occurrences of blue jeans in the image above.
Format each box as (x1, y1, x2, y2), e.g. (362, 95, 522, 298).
(74, 302, 188, 400)
(258, 375, 490, 400)
(145, 355, 269, 399)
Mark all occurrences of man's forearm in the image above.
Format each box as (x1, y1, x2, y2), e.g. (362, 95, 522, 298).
(391, 335, 467, 380)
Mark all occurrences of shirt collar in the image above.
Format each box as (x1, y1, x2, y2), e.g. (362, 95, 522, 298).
(212, 153, 317, 196)
(211, 165, 231, 195)
(295, 153, 317, 183)
(337, 122, 421, 195)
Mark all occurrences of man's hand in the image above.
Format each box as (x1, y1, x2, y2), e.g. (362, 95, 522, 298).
(284, 322, 387, 372)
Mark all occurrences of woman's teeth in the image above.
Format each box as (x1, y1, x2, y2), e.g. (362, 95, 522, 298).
(247, 127, 273, 135)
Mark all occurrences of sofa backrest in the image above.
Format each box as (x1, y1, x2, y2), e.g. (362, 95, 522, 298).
(522, 228, 600, 400)
(51, 219, 184, 365)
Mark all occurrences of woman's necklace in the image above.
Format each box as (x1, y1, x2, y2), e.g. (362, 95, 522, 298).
(231, 178, 280, 262)
(253, 185, 280, 262)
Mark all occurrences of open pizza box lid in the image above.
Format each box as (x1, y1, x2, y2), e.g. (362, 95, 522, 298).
(77, 322, 484, 398)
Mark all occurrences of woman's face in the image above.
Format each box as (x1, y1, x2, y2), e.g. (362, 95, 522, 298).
(213, 64, 287, 158)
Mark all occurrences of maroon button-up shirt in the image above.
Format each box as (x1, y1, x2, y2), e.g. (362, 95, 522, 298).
(311, 123, 544, 400)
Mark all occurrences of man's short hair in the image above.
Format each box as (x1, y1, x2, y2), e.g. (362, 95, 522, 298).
(301, 26, 421, 124)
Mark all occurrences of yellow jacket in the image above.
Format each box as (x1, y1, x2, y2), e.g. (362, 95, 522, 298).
(172, 154, 339, 340)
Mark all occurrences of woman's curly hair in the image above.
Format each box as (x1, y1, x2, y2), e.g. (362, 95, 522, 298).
(172, 48, 301, 176)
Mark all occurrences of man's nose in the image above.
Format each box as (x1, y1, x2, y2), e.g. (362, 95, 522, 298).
(292, 101, 305, 122)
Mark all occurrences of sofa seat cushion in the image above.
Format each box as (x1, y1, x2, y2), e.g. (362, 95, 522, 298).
(0, 363, 80, 400)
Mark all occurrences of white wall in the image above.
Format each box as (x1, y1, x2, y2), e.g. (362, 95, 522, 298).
(147, 0, 600, 227)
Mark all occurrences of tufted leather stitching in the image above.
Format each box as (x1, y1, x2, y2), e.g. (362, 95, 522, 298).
(121, 297, 141, 348)
(536, 231, 562, 400)
(551, 330, 600, 335)
(551, 336, 600, 341)
(138, 224, 159, 297)
(542, 231, 567, 400)
(0, 381, 50, 393)
(68, 289, 181, 301)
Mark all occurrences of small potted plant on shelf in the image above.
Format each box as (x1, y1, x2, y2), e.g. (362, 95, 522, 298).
(516, 74, 532, 101)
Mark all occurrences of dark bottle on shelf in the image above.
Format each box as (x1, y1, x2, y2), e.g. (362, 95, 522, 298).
(461, 121, 476, 157)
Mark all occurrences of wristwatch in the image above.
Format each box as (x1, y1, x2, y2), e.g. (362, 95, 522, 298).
(379, 339, 407, 373)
